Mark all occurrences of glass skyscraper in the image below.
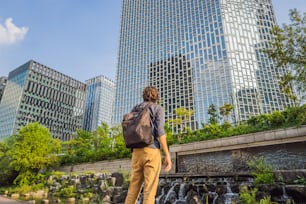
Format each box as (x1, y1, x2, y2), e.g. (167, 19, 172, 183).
(0, 76, 7, 103)
(83, 75, 115, 131)
(114, 0, 293, 131)
(0, 60, 87, 141)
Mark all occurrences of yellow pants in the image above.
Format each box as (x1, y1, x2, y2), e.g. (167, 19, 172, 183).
(124, 147, 161, 204)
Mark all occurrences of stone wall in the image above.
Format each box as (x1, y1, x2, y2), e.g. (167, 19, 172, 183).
(176, 142, 306, 174)
(171, 126, 306, 174)
(58, 126, 306, 175)
(57, 159, 131, 173)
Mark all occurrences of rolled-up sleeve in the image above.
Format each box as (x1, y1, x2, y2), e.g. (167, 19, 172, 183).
(154, 106, 165, 137)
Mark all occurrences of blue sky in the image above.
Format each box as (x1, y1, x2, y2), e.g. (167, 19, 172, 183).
(0, 1, 305, 82)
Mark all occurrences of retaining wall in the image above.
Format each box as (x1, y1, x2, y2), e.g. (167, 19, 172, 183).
(57, 158, 131, 173)
(57, 126, 306, 175)
(170, 125, 306, 174)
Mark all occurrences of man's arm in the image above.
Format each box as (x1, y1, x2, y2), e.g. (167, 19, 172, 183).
(158, 134, 172, 172)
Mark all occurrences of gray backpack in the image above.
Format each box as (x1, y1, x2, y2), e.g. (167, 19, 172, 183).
(122, 103, 154, 148)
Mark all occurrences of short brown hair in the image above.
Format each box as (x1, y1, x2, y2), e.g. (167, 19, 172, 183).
(143, 86, 159, 102)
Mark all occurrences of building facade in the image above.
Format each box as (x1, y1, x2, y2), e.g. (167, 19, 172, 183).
(83, 75, 115, 131)
(0, 76, 7, 103)
(113, 0, 293, 131)
(0, 60, 87, 141)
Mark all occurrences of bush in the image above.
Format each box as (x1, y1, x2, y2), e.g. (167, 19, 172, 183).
(60, 185, 76, 198)
(283, 105, 306, 126)
(239, 186, 258, 204)
(203, 123, 222, 138)
(247, 156, 275, 186)
(294, 176, 306, 185)
(247, 114, 271, 130)
(269, 111, 285, 127)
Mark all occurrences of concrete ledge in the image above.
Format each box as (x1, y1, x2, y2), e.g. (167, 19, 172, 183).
(170, 126, 306, 156)
(57, 158, 131, 173)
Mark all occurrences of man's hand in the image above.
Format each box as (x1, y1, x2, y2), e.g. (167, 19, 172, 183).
(159, 134, 172, 172)
(164, 155, 172, 172)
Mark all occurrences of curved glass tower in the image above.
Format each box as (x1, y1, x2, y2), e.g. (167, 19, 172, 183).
(114, 0, 293, 131)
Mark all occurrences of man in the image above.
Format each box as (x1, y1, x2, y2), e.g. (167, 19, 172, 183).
(125, 86, 172, 204)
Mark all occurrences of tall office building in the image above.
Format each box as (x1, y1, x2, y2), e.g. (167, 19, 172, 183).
(114, 0, 293, 131)
(0, 60, 87, 141)
(0, 76, 7, 103)
(83, 75, 115, 131)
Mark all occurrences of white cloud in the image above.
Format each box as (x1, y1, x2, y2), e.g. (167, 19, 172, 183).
(0, 18, 29, 45)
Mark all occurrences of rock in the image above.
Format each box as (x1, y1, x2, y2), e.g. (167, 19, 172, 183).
(111, 172, 125, 186)
(10, 193, 19, 199)
(102, 194, 111, 204)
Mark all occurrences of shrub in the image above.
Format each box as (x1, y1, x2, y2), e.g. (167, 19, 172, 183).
(239, 186, 258, 204)
(294, 176, 306, 185)
(203, 123, 222, 138)
(50, 171, 66, 180)
(259, 196, 278, 204)
(221, 121, 232, 131)
(247, 114, 271, 130)
(269, 111, 285, 127)
(283, 105, 306, 126)
(247, 156, 275, 186)
(60, 185, 76, 198)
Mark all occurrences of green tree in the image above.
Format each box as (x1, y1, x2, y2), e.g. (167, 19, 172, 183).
(0, 137, 17, 186)
(164, 122, 175, 145)
(247, 156, 275, 186)
(167, 107, 194, 141)
(61, 129, 95, 163)
(265, 9, 306, 103)
(73, 129, 95, 162)
(208, 104, 220, 124)
(111, 125, 131, 159)
(8, 123, 61, 186)
(219, 103, 234, 122)
(93, 122, 113, 159)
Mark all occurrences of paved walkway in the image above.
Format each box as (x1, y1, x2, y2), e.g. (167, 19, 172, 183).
(0, 196, 24, 204)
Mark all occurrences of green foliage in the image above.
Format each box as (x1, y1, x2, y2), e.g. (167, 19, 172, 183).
(167, 107, 194, 141)
(208, 104, 220, 124)
(5, 182, 47, 195)
(50, 171, 66, 179)
(14, 171, 48, 187)
(294, 176, 306, 185)
(219, 103, 234, 122)
(220, 121, 232, 131)
(232, 124, 257, 135)
(239, 186, 258, 204)
(75, 129, 95, 160)
(0, 137, 18, 186)
(247, 114, 271, 130)
(57, 104, 306, 165)
(7, 123, 61, 186)
(265, 9, 306, 103)
(112, 125, 131, 159)
(60, 185, 76, 198)
(164, 123, 175, 145)
(269, 111, 286, 126)
(118, 168, 131, 185)
(61, 123, 131, 165)
(247, 156, 275, 186)
(283, 104, 306, 126)
(259, 196, 278, 204)
(203, 123, 222, 138)
(8, 185, 32, 195)
(239, 187, 278, 204)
